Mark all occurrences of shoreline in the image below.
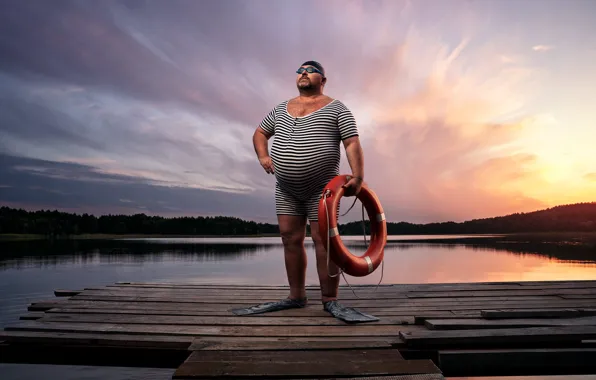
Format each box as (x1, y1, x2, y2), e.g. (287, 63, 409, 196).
(1, 231, 595, 245)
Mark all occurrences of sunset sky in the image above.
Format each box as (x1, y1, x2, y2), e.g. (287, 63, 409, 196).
(1, 0, 595, 224)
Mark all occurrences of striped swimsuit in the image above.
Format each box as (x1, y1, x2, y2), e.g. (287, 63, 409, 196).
(259, 99, 359, 222)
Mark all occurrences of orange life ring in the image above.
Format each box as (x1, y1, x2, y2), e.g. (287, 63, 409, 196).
(318, 174, 387, 277)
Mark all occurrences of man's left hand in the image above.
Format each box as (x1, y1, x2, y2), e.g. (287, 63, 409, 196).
(342, 176, 363, 197)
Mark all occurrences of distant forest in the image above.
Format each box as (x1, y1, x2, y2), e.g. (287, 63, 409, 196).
(0, 202, 595, 237)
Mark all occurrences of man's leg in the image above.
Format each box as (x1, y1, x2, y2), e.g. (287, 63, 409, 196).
(229, 204, 308, 315)
(306, 194, 379, 323)
(310, 220, 340, 303)
(278, 214, 308, 300)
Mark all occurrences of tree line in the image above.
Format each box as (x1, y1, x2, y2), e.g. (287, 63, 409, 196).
(0, 202, 594, 237)
(341, 202, 596, 235)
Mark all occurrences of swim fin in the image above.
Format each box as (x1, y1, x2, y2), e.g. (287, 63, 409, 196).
(323, 300, 380, 323)
(231, 297, 307, 316)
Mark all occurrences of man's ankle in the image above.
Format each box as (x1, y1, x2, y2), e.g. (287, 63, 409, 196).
(288, 293, 307, 301)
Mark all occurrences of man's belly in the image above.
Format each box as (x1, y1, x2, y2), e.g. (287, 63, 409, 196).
(271, 147, 340, 199)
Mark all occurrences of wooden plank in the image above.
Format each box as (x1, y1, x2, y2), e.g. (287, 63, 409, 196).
(294, 376, 445, 380)
(28, 299, 596, 317)
(19, 312, 45, 320)
(110, 283, 487, 291)
(173, 349, 442, 378)
(71, 295, 443, 306)
(278, 375, 445, 380)
(76, 289, 411, 301)
(438, 348, 596, 376)
(189, 337, 395, 351)
(517, 280, 596, 286)
(43, 307, 420, 321)
(391, 296, 566, 304)
(85, 285, 596, 301)
(480, 308, 596, 319)
(102, 285, 410, 294)
(413, 313, 481, 325)
(0, 330, 192, 350)
(406, 288, 596, 299)
(45, 296, 586, 309)
(116, 282, 402, 291)
(425, 316, 596, 330)
(114, 279, 596, 290)
(102, 282, 596, 294)
(68, 294, 566, 305)
(54, 289, 82, 297)
(27, 298, 68, 311)
(559, 294, 596, 299)
(191, 336, 402, 344)
(399, 326, 596, 347)
(36, 313, 412, 326)
(5, 320, 422, 337)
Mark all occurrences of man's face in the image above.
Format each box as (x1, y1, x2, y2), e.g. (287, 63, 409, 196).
(296, 65, 325, 90)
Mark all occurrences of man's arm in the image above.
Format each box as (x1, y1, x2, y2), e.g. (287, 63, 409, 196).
(253, 127, 272, 158)
(253, 127, 275, 174)
(343, 135, 364, 180)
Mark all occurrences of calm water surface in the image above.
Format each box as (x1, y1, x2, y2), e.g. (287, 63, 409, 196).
(1, 234, 595, 379)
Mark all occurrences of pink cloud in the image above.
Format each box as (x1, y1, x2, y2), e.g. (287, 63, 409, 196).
(330, 25, 550, 223)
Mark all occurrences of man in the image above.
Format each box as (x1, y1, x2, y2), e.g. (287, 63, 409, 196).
(232, 61, 378, 323)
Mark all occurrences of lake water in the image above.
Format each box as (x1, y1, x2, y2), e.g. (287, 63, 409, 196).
(1, 234, 596, 379)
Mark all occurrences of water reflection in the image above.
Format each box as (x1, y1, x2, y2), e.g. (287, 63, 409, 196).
(0, 239, 279, 270)
(1, 236, 595, 285)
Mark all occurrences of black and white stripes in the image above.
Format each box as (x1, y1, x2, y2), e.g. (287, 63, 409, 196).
(259, 99, 359, 221)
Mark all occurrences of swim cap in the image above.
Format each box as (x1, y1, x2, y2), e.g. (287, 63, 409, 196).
(301, 60, 325, 77)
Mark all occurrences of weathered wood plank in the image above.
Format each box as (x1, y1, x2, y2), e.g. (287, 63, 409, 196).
(37, 313, 413, 326)
(480, 308, 596, 319)
(29, 298, 596, 316)
(5, 320, 421, 337)
(407, 288, 596, 299)
(68, 294, 566, 305)
(559, 294, 596, 299)
(19, 312, 44, 320)
(173, 350, 442, 379)
(399, 326, 596, 347)
(114, 279, 596, 290)
(293, 376, 445, 380)
(54, 289, 82, 297)
(425, 316, 596, 330)
(68, 295, 409, 306)
(0, 330, 192, 350)
(76, 289, 411, 301)
(189, 337, 395, 351)
(105, 285, 409, 293)
(27, 298, 69, 311)
(85, 285, 596, 301)
(438, 348, 596, 376)
(44, 307, 433, 321)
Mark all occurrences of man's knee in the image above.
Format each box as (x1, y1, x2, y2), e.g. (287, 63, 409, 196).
(280, 229, 304, 248)
(309, 222, 326, 251)
(278, 215, 306, 248)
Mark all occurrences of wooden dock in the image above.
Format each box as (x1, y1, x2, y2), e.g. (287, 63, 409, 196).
(2, 280, 596, 378)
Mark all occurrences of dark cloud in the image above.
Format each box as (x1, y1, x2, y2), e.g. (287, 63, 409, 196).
(0, 97, 104, 150)
(0, 0, 333, 126)
(0, 153, 276, 222)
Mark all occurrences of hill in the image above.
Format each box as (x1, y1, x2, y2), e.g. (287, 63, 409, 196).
(0, 202, 595, 238)
(342, 202, 596, 235)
